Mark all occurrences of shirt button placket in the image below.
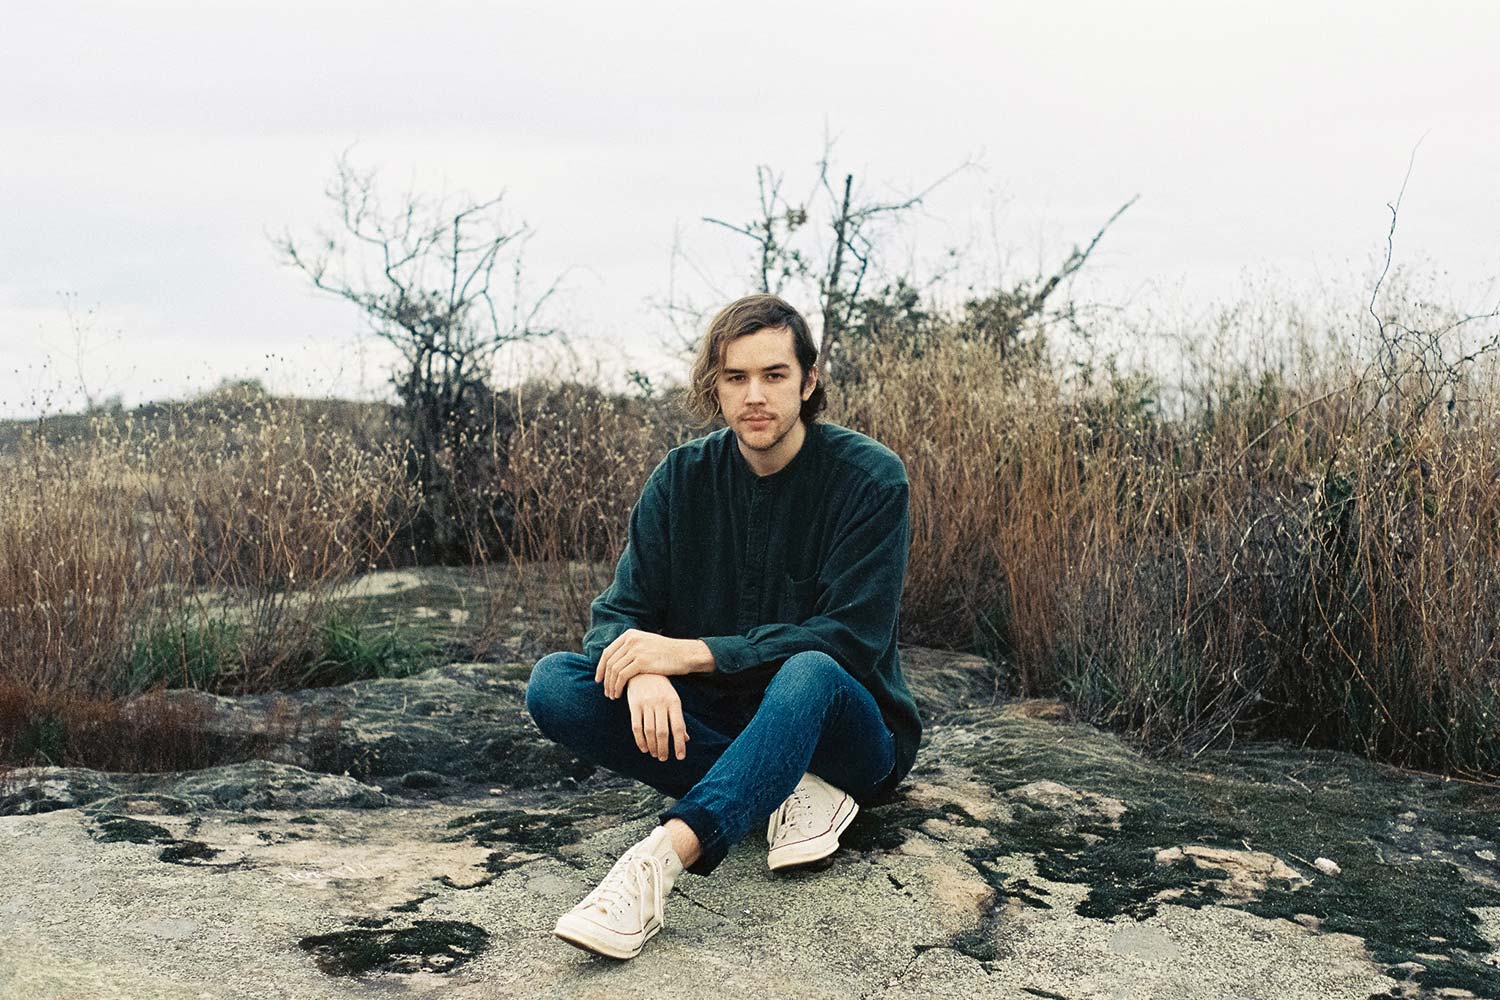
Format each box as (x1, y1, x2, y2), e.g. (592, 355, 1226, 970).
(740, 482, 770, 632)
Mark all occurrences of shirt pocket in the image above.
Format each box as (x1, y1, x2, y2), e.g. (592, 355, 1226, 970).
(779, 571, 821, 624)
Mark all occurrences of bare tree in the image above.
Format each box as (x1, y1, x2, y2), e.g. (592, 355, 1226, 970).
(1361, 137, 1500, 431)
(701, 136, 974, 379)
(663, 137, 1133, 386)
(274, 153, 559, 558)
(812, 154, 973, 375)
(701, 166, 812, 298)
(960, 195, 1138, 360)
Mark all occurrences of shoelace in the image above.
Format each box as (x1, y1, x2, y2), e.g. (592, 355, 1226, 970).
(770, 781, 816, 843)
(581, 850, 666, 930)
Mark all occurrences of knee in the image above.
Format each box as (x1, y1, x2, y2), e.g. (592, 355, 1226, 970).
(525, 651, 590, 732)
(765, 650, 844, 701)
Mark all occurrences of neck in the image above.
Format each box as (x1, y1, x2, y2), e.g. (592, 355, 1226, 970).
(738, 418, 808, 477)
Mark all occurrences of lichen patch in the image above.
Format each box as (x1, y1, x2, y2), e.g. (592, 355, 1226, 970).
(1154, 845, 1309, 902)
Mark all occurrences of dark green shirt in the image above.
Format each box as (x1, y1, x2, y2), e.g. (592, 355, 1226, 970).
(582, 419, 921, 796)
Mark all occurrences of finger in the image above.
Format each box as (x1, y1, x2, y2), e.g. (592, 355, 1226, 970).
(613, 658, 641, 700)
(597, 637, 618, 684)
(642, 706, 659, 758)
(606, 654, 625, 699)
(652, 704, 670, 761)
(631, 703, 647, 754)
(598, 632, 631, 684)
(604, 652, 620, 698)
(670, 703, 688, 761)
(610, 655, 639, 700)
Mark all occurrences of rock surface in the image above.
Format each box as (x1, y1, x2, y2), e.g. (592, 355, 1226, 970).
(2, 651, 1499, 999)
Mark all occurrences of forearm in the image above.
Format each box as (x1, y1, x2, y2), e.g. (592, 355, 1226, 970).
(619, 635, 715, 675)
(597, 630, 716, 699)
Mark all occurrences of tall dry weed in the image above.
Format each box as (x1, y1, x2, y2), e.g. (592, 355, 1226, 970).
(0, 434, 154, 692)
(0, 392, 415, 767)
(139, 397, 418, 688)
(831, 337, 1072, 687)
(484, 299, 1499, 776)
(479, 381, 693, 652)
(832, 290, 1500, 775)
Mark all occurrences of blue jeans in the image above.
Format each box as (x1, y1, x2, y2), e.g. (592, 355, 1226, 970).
(525, 649, 897, 876)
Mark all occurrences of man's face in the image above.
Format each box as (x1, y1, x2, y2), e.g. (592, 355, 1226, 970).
(715, 326, 818, 453)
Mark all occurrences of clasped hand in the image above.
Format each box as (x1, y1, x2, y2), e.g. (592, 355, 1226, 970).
(595, 628, 703, 698)
(596, 629, 705, 762)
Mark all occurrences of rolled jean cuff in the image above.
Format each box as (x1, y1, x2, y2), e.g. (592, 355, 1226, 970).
(659, 799, 728, 876)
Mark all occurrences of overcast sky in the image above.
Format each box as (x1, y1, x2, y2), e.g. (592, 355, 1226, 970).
(3, 1, 1497, 417)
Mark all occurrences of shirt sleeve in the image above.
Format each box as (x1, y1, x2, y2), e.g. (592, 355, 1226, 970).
(699, 479, 909, 685)
(581, 461, 671, 665)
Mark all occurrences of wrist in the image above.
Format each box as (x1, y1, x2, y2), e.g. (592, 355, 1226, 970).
(687, 639, 715, 674)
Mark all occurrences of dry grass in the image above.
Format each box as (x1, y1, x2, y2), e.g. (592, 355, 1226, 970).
(0, 388, 415, 769)
(832, 297, 1500, 776)
(471, 379, 696, 653)
(4, 288, 1496, 780)
(0, 676, 339, 773)
(488, 291, 1500, 778)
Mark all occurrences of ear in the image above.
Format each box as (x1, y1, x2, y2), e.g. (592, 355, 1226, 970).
(801, 364, 819, 400)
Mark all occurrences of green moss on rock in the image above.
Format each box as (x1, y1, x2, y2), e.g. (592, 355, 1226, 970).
(298, 920, 489, 977)
(891, 715, 1500, 997)
(442, 809, 582, 853)
(89, 815, 173, 845)
(159, 841, 222, 865)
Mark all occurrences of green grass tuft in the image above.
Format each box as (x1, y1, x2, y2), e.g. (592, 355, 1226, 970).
(123, 617, 241, 695)
(294, 611, 439, 688)
(118, 609, 442, 695)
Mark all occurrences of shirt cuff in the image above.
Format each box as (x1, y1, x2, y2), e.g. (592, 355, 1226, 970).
(701, 635, 756, 674)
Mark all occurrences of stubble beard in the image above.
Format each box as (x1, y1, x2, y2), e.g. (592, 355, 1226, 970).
(737, 412, 796, 453)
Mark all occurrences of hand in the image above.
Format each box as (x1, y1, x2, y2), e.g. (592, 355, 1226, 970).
(625, 673, 689, 761)
(596, 629, 709, 699)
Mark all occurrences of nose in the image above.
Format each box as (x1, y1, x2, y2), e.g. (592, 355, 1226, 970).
(745, 378, 766, 403)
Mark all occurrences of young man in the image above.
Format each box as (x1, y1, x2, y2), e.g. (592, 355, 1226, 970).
(525, 293, 921, 960)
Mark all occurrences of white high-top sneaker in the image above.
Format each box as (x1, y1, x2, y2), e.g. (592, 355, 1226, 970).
(766, 772, 859, 871)
(552, 825, 685, 959)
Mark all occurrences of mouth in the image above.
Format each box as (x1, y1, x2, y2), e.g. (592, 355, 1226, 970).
(744, 415, 773, 427)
